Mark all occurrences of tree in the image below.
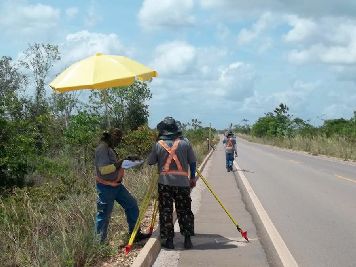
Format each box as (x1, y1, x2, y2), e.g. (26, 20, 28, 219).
(189, 118, 202, 130)
(123, 81, 152, 130)
(0, 56, 27, 120)
(21, 43, 61, 116)
(51, 92, 79, 128)
(20, 43, 61, 153)
(88, 81, 152, 131)
(252, 103, 293, 138)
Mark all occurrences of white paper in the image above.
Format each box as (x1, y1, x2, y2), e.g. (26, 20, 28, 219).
(121, 160, 144, 169)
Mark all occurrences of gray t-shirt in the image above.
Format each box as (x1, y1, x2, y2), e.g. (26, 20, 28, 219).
(147, 137, 197, 187)
(95, 142, 119, 180)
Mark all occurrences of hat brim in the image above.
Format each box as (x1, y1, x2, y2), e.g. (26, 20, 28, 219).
(161, 130, 179, 136)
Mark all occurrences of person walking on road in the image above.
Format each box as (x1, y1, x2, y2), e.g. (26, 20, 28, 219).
(147, 117, 197, 250)
(223, 130, 238, 172)
(95, 128, 151, 243)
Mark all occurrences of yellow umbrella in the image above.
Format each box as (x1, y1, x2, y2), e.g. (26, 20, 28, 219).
(49, 53, 157, 92)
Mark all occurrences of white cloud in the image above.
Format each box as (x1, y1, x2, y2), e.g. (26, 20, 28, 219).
(283, 15, 318, 43)
(138, 0, 195, 30)
(237, 12, 273, 45)
(151, 41, 196, 75)
(55, 31, 126, 71)
(148, 44, 256, 127)
(285, 16, 356, 65)
(332, 65, 356, 83)
(0, 1, 60, 36)
(240, 80, 320, 122)
(199, 0, 356, 19)
(216, 62, 255, 99)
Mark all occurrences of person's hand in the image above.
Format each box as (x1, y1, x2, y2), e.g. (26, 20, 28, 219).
(114, 159, 123, 169)
(190, 178, 196, 188)
(234, 152, 238, 158)
(126, 155, 141, 161)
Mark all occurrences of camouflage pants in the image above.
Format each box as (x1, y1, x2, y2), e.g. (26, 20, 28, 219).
(158, 184, 194, 239)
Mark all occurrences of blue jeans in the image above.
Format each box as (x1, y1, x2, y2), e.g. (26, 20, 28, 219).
(96, 183, 139, 242)
(225, 153, 234, 169)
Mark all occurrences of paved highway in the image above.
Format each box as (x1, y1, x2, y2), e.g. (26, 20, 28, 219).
(237, 138, 356, 267)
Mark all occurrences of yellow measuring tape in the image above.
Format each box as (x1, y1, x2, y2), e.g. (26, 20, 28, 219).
(196, 169, 249, 241)
(125, 174, 158, 254)
(149, 198, 159, 234)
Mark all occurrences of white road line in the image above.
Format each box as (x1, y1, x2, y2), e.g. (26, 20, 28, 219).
(335, 174, 356, 184)
(234, 160, 299, 267)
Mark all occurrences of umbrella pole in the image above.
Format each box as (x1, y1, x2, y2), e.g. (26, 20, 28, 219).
(103, 90, 111, 128)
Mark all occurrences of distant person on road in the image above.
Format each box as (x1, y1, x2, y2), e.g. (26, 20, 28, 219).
(147, 117, 197, 250)
(223, 130, 238, 172)
(95, 128, 151, 243)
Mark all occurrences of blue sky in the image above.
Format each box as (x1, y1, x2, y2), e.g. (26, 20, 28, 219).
(1, 0, 356, 129)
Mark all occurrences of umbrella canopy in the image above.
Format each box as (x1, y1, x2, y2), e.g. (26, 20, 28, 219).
(49, 53, 157, 93)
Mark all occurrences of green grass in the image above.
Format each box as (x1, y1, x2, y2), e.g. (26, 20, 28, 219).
(0, 137, 212, 266)
(240, 134, 356, 161)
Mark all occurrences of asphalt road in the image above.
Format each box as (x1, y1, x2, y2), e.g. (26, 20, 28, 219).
(237, 138, 356, 267)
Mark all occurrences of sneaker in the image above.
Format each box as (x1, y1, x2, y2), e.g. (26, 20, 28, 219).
(135, 231, 151, 242)
(184, 235, 193, 249)
(162, 238, 174, 249)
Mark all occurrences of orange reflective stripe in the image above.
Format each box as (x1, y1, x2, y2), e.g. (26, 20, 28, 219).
(158, 139, 187, 177)
(96, 168, 125, 187)
(226, 138, 233, 148)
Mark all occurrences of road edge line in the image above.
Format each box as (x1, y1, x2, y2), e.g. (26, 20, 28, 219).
(130, 148, 215, 267)
(234, 160, 298, 267)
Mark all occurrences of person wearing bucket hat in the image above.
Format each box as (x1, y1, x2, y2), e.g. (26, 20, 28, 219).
(223, 130, 238, 172)
(148, 116, 197, 250)
(94, 128, 151, 243)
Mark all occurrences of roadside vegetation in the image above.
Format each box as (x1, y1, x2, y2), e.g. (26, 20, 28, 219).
(234, 103, 356, 161)
(0, 43, 216, 266)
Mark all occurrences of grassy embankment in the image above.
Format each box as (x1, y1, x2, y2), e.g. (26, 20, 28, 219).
(239, 134, 355, 161)
(0, 139, 213, 267)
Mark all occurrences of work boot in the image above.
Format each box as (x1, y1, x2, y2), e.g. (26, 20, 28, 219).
(134, 231, 151, 242)
(162, 238, 174, 249)
(184, 235, 193, 249)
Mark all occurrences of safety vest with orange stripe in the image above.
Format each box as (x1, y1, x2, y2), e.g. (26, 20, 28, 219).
(158, 139, 189, 177)
(225, 137, 235, 153)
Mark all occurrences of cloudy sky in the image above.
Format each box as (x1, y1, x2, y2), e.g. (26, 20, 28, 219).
(1, 0, 356, 129)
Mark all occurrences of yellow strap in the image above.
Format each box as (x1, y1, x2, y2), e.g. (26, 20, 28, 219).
(99, 164, 116, 175)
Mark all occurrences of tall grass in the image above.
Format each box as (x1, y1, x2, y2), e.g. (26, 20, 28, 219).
(0, 156, 154, 267)
(240, 134, 355, 161)
(0, 137, 212, 266)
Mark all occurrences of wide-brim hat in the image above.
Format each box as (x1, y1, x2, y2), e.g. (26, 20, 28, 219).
(157, 116, 179, 136)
